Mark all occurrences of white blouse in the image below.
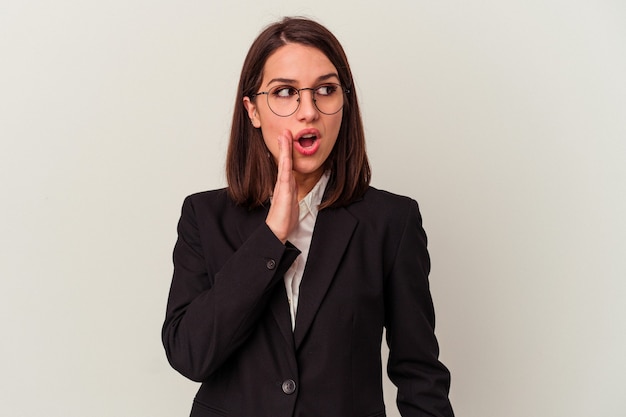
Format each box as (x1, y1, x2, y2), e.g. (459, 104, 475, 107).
(283, 171, 329, 330)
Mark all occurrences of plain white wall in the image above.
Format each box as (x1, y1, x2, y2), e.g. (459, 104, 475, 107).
(1, 1, 625, 416)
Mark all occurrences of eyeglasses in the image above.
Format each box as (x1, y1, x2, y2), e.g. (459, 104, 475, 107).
(251, 83, 349, 117)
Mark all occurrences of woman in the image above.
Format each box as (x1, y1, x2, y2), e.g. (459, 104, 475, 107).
(162, 17, 454, 417)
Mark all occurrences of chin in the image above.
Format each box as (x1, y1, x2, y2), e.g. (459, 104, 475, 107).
(293, 163, 324, 176)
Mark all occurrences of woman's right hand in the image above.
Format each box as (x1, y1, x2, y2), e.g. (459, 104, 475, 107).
(265, 130, 299, 244)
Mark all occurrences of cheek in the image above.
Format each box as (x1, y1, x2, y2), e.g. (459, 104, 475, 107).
(258, 112, 291, 153)
(329, 115, 343, 141)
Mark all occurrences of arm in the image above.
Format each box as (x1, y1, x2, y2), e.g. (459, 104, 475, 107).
(162, 195, 299, 382)
(163, 131, 301, 382)
(385, 199, 454, 417)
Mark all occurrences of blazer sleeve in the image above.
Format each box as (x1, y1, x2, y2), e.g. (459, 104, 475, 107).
(384, 199, 454, 417)
(162, 195, 300, 382)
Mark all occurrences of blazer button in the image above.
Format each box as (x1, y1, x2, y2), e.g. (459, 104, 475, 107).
(281, 379, 296, 395)
(266, 259, 276, 270)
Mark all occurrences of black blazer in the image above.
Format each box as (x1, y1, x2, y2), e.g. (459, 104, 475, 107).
(162, 187, 453, 417)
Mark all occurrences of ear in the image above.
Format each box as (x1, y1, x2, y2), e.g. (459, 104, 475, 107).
(243, 96, 262, 128)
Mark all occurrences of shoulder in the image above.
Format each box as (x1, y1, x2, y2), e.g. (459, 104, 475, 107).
(183, 188, 231, 210)
(343, 186, 423, 228)
(178, 188, 244, 223)
(362, 186, 415, 206)
(176, 189, 229, 227)
(351, 186, 419, 215)
(179, 188, 267, 230)
(183, 187, 267, 215)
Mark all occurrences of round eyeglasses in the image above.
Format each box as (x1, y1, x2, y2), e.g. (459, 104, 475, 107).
(251, 83, 349, 117)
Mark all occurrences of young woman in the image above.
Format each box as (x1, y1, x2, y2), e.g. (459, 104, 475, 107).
(162, 17, 454, 417)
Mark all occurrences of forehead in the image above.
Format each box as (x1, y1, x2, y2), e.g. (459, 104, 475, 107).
(261, 43, 338, 86)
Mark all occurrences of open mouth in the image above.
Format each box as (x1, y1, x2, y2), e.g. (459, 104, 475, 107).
(298, 134, 317, 148)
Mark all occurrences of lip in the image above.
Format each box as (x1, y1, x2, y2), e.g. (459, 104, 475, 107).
(293, 128, 321, 156)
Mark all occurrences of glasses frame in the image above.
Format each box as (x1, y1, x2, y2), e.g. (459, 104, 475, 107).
(251, 83, 350, 117)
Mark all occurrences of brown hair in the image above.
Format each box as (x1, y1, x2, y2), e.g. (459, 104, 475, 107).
(226, 17, 371, 209)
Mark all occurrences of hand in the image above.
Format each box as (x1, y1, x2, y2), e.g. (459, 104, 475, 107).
(265, 130, 299, 243)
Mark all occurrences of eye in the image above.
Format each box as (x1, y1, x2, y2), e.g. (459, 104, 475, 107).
(315, 84, 339, 97)
(271, 86, 298, 98)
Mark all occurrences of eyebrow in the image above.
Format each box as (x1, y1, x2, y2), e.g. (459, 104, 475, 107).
(265, 73, 340, 87)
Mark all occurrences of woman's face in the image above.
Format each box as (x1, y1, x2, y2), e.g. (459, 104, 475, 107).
(244, 43, 343, 186)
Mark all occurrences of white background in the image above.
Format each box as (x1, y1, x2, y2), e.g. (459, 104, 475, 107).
(1, 1, 625, 416)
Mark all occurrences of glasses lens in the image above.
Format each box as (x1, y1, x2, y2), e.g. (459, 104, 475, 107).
(313, 84, 344, 115)
(266, 84, 345, 117)
(267, 86, 299, 117)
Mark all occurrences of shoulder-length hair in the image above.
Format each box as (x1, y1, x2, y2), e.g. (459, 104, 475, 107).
(226, 17, 371, 209)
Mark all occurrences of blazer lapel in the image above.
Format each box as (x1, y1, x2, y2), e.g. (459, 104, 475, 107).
(269, 283, 296, 350)
(293, 206, 358, 350)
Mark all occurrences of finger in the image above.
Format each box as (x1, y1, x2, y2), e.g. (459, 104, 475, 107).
(277, 130, 293, 182)
(267, 131, 297, 243)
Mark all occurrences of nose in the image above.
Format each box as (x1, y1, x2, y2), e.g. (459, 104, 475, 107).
(295, 88, 319, 121)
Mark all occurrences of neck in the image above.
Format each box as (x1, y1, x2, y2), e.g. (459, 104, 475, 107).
(294, 170, 324, 201)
